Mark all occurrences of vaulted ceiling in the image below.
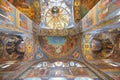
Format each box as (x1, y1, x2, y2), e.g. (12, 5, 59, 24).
(8, 0, 99, 24)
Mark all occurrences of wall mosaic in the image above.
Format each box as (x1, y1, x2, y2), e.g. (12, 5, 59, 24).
(39, 36, 78, 58)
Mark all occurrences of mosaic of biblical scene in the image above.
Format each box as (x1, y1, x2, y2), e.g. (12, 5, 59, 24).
(83, 28, 120, 60)
(39, 36, 78, 58)
(9, 0, 35, 19)
(18, 60, 100, 80)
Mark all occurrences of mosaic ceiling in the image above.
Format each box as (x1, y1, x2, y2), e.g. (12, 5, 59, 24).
(8, 0, 99, 29)
(40, 0, 75, 29)
(8, 0, 99, 25)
